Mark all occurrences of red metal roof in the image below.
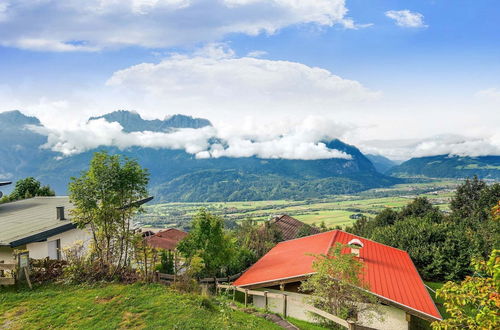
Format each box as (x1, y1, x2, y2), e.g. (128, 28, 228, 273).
(233, 230, 441, 321)
(146, 228, 187, 250)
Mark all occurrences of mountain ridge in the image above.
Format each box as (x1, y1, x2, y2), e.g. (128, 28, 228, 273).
(389, 154, 500, 179)
(89, 110, 212, 132)
(1, 110, 399, 201)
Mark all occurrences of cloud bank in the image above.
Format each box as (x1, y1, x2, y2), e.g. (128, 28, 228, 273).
(359, 134, 500, 161)
(0, 0, 355, 51)
(105, 44, 380, 118)
(29, 116, 353, 160)
(385, 10, 427, 28)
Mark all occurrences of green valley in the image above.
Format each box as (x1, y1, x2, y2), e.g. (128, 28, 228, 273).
(137, 180, 459, 230)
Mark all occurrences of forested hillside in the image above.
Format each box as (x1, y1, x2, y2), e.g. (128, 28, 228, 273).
(389, 155, 500, 179)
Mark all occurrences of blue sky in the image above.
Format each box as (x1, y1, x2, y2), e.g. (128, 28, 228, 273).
(0, 0, 499, 160)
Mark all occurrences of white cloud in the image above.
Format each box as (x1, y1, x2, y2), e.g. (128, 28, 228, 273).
(385, 10, 427, 28)
(475, 87, 500, 102)
(30, 119, 215, 156)
(28, 115, 352, 160)
(0, 0, 356, 51)
(105, 44, 380, 118)
(359, 134, 500, 160)
(12, 39, 99, 52)
(246, 50, 267, 58)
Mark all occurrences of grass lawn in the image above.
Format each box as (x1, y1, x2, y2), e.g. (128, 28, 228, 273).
(0, 283, 280, 329)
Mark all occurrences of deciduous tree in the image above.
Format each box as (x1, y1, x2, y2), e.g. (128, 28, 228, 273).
(300, 243, 379, 323)
(177, 209, 234, 277)
(69, 151, 149, 278)
(432, 249, 499, 329)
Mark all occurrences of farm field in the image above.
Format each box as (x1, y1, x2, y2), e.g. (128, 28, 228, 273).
(137, 180, 460, 230)
(0, 283, 280, 329)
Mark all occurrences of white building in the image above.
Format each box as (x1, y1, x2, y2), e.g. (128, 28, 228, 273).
(0, 196, 91, 263)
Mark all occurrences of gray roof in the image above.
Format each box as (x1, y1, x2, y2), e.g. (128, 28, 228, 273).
(0, 197, 75, 247)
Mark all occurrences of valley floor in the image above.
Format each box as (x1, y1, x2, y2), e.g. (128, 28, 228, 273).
(138, 180, 459, 230)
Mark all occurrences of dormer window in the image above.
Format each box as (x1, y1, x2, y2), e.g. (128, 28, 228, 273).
(348, 238, 364, 257)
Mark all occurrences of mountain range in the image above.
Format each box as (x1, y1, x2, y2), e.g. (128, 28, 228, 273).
(1, 110, 498, 202)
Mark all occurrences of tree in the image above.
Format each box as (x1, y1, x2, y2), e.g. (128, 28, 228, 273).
(399, 197, 443, 222)
(236, 219, 282, 261)
(449, 176, 500, 223)
(69, 151, 149, 278)
(300, 243, 379, 324)
(177, 209, 234, 277)
(132, 233, 159, 283)
(4, 177, 55, 202)
(432, 249, 499, 329)
(370, 216, 472, 281)
(296, 223, 314, 238)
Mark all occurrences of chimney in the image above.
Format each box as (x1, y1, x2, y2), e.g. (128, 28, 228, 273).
(348, 238, 364, 257)
(56, 206, 66, 220)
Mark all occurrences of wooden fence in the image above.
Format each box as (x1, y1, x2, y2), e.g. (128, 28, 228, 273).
(216, 284, 355, 330)
(156, 271, 243, 284)
(0, 263, 16, 286)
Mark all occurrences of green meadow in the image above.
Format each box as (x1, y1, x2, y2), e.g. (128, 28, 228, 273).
(138, 180, 459, 230)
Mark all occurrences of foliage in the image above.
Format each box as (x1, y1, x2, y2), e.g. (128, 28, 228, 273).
(68, 151, 149, 280)
(296, 223, 316, 238)
(300, 243, 379, 324)
(235, 219, 282, 262)
(131, 234, 159, 283)
(0, 177, 54, 203)
(0, 283, 280, 329)
(157, 249, 175, 274)
(347, 179, 500, 281)
(177, 209, 234, 277)
(370, 218, 471, 280)
(61, 241, 138, 284)
(172, 253, 205, 293)
(432, 250, 500, 329)
(29, 258, 67, 284)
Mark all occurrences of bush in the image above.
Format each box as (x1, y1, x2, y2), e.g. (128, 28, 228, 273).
(29, 258, 67, 284)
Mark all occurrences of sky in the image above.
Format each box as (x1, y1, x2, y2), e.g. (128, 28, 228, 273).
(0, 0, 499, 161)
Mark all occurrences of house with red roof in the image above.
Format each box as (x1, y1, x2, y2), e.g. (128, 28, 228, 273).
(233, 230, 441, 329)
(145, 228, 187, 251)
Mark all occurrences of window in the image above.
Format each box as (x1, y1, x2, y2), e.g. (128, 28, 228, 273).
(48, 239, 61, 260)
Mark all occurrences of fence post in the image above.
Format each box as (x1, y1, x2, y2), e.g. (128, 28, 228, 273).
(244, 289, 248, 307)
(232, 286, 236, 301)
(347, 320, 355, 330)
(264, 291, 268, 310)
(282, 294, 287, 318)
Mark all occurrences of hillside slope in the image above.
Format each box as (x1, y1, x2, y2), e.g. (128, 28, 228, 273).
(0, 283, 279, 329)
(389, 155, 500, 179)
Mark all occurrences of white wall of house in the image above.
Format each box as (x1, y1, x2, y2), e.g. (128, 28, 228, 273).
(0, 246, 15, 263)
(252, 288, 409, 330)
(26, 228, 91, 260)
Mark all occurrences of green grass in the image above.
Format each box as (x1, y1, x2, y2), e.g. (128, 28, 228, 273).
(0, 283, 280, 329)
(287, 317, 329, 330)
(425, 281, 449, 319)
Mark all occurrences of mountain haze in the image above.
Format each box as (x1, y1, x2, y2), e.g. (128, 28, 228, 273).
(2, 110, 401, 201)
